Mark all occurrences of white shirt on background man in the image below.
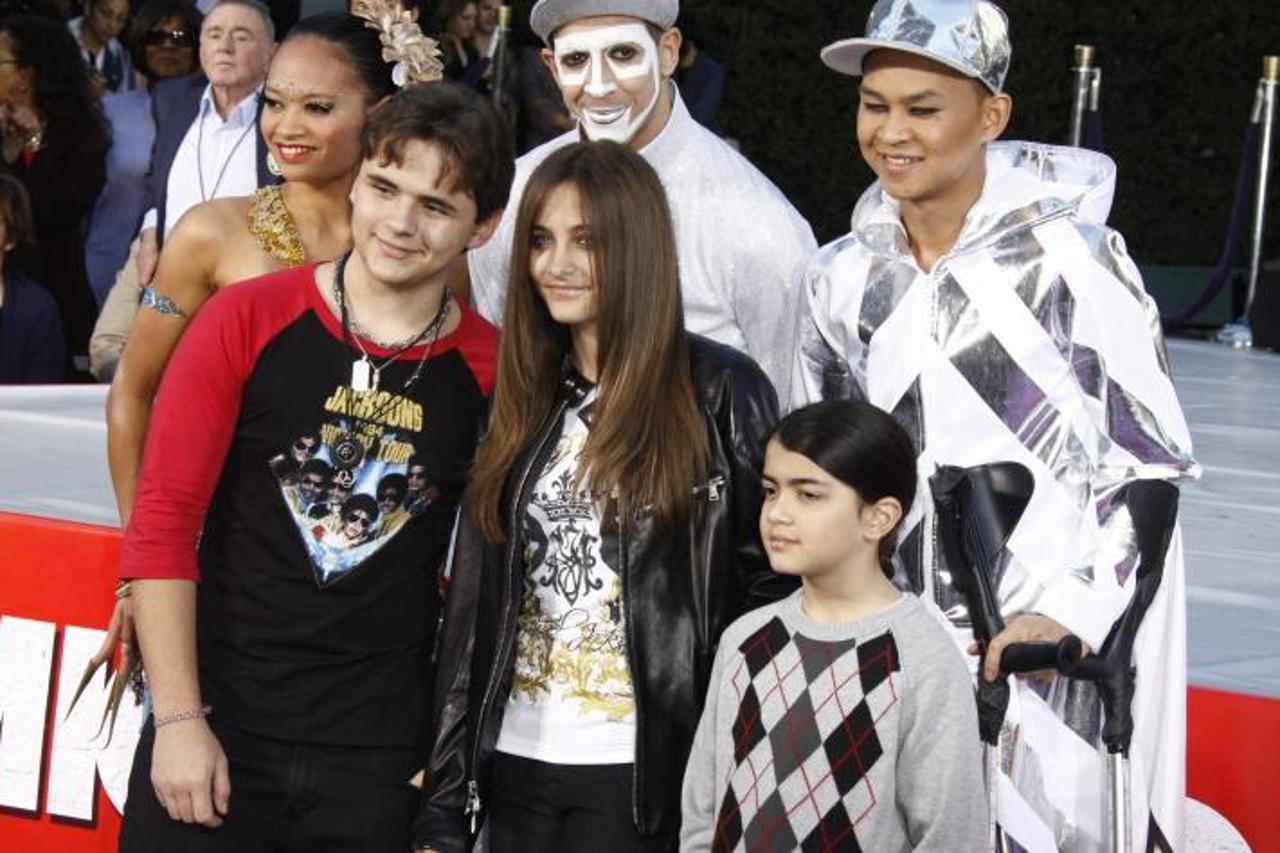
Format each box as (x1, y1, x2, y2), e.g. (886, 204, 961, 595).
(140, 86, 261, 239)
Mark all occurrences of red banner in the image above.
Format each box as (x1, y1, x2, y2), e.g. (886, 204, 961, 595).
(0, 512, 137, 853)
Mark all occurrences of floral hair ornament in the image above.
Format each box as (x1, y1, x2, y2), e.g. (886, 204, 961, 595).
(350, 0, 445, 87)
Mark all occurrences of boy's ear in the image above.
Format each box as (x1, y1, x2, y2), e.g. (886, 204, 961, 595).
(467, 208, 503, 250)
(980, 91, 1013, 143)
(862, 496, 903, 541)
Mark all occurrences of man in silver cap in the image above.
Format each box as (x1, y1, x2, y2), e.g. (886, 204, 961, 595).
(464, 0, 815, 400)
(793, 1, 1198, 851)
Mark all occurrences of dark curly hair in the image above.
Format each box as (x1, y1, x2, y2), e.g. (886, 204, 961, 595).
(0, 14, 109, 156)
(126, 0, 203, 79)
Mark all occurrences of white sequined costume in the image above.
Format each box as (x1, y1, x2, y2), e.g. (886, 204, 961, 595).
(468, 87, 817, 399)
(794, 141, 1200, 852)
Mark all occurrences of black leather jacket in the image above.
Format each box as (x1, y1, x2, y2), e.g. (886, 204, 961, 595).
(412, 336, 796, 851)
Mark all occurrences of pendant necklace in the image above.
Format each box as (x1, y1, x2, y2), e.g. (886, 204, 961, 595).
(334, 252, 451, 398)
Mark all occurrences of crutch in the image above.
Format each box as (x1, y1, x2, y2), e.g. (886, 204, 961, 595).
(932, 464, 1180, 852)
(931, 463, 1084, 852)
(1061, 479, 1180, 853)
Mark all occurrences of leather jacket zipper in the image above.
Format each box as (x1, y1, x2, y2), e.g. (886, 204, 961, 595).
(464, 398, 570, 830)
(618, 509, 645, 829)
(618, 475, 725, 830)
(696, 475, 726, 502)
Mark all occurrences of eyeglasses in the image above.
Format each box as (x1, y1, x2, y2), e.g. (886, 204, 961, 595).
(143, 28, 195, 48)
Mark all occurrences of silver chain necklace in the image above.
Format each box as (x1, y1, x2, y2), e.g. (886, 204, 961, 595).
(335, 252, 452, 395)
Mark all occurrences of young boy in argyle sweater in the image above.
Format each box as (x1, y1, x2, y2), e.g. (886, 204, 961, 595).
(681, 401, 986, 852)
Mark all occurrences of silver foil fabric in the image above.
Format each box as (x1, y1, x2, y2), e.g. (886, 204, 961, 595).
(822, 0, 1012, 93)
(795, 140, 1200, 851)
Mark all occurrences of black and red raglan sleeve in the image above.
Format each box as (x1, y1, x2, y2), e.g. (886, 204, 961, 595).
(119, 273, 308, 582)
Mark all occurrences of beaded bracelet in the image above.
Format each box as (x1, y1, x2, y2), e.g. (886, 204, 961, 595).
(154, 706, 212, 728)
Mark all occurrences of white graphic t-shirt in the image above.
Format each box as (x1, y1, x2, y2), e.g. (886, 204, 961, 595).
(495, 390, 637, 764)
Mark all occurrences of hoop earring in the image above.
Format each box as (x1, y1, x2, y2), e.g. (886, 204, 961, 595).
(267, 151, 283, 176)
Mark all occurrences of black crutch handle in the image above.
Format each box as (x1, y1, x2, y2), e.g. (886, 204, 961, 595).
(998, 636, 1085, 676)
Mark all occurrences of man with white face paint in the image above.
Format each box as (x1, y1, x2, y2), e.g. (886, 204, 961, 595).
(552, 20, 664, 144)
(465, 0, 815, 400)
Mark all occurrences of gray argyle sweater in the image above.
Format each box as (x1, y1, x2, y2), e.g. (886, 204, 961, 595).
(681, 590, 987, 852)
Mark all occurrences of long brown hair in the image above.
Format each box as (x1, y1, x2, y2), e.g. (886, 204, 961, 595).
(469, 141, 710, 540)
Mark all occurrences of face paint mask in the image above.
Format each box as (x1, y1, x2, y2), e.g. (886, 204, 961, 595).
(553, 23, 662, 144)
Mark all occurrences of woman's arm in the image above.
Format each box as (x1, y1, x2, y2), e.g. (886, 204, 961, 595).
(11, 133, 107, 232)
(106, 207, 223, 525)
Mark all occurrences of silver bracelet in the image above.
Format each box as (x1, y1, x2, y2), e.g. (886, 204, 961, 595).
(140, 286, 188, 318)
(153, 705, 212, 728)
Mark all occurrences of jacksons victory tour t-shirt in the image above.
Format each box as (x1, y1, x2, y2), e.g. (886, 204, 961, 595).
(121, 264, 497, 749)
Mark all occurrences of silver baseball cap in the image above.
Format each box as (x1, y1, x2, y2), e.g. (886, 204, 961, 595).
(821, 0, 1011, 93)
(530, 0, 679, 44)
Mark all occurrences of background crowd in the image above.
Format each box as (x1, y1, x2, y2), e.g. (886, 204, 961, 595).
(0, 0, 1275, 386)
(0, 0, 729, 384)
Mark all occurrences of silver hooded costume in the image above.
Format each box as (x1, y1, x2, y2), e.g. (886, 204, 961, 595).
(795, 141, 1200, 852)
(467, 87, 817, 400)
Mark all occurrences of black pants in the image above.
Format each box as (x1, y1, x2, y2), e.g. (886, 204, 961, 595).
(119, 718, 420, 853)
(486, 752, 674, 853)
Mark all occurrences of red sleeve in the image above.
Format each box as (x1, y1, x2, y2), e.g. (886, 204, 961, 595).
(119, 276, 300, 581)
(453, 304, 499, 397)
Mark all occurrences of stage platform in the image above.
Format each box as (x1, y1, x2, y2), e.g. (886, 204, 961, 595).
(1169, 338, 1280, 700)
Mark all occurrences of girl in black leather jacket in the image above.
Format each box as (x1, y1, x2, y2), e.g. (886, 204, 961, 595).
(412, 141, 795, 853)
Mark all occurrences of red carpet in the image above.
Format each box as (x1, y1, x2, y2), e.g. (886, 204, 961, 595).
(1188, 685, 1280, 852)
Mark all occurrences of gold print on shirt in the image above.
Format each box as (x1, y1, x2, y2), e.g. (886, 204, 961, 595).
(512, 423, 635, 723)
(511, 578, 633, 722)
(323, 385, 425, 432)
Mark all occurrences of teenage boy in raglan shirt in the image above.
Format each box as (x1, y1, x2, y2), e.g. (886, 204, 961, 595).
(117, 84, 514, 852)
